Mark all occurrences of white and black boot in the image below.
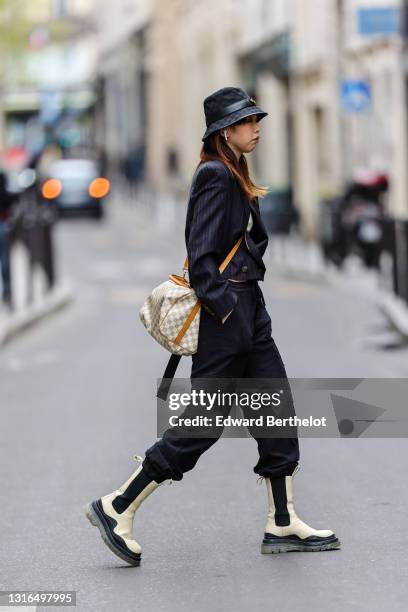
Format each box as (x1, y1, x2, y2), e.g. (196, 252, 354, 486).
(84, 455, 161, 566)
(261, 467, 341, 554)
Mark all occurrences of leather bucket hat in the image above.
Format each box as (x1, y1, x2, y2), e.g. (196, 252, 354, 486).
(202, 86, 268, 142)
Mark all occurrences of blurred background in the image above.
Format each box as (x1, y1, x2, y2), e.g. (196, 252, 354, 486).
(2, 0, 408, 321)
(1, 2, 408, 611)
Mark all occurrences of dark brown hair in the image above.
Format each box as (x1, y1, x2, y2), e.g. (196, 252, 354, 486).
(197, 119, 269, 201)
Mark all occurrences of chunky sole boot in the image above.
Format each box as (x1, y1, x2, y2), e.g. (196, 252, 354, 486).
(84, 499, 142, 566)
(260, 467, 341, 554)
(84, 455, 160, 566)
(261, 532, 340, 554)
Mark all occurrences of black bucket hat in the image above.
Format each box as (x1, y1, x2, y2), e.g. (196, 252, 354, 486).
(202, 86, 268, 142)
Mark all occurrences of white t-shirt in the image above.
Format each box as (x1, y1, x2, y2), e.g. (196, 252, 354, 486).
(246, 211, 253, 232)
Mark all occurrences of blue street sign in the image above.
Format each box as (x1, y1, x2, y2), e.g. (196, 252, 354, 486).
(341, 80, 371, 113)
(357, 7, 401, 36)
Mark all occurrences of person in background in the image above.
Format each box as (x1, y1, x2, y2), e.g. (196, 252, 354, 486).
(0, 170, 13, 308)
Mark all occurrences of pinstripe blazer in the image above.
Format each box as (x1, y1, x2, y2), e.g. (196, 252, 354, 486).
(185, 159, 269, 321)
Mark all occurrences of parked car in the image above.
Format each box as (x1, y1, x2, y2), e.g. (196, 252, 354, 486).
(39, 158, 110, 219)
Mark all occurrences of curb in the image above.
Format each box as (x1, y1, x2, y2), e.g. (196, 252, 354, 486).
(376, 290, 408, 339)
(0, 279, 75, 346)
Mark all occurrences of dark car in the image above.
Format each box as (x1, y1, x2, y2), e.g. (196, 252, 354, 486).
(40, 158, 110, 219)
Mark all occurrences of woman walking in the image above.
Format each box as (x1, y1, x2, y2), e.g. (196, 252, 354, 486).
(84, 86, 341, 566)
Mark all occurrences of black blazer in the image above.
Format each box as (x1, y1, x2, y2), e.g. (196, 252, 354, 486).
(185, 159, 269, 321)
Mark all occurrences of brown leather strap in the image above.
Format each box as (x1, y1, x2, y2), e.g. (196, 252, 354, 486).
(219, 235, 243, 273)
(169, 274, 190, 287)
(183, 235, 243, 275)
(174, 300, 201, 345)
(176, 235, 243, 345)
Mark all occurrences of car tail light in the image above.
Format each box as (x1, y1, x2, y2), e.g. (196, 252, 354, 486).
(89, 177, 110, 198)
(42, 178, 62, 199)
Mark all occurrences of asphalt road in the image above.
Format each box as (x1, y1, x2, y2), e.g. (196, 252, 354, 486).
(1, 189, 407, 612)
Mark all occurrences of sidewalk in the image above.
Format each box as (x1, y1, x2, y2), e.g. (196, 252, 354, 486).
(266, 233, 408, 341)
(0, 279, 74, 346)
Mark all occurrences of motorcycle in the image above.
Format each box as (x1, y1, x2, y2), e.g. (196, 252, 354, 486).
(320, 171, 389, 269)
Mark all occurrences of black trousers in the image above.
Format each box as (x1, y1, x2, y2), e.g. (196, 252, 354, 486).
(143, 280, 300, 483)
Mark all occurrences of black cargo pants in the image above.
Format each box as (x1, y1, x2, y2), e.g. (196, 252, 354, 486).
(143, 280, 300, 483)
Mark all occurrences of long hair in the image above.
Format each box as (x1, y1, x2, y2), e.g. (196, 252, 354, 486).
(197, 126, 269, 202)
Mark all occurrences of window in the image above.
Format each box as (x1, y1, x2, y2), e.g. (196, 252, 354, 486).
(53, 0, 70, 18)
